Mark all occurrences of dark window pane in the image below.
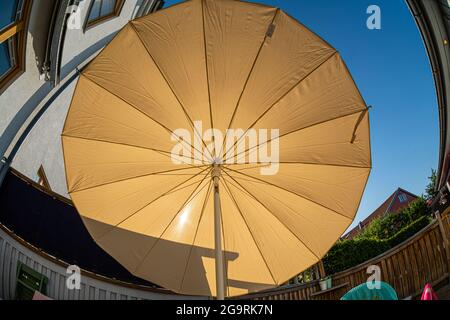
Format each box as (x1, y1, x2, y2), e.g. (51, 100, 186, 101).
(0, 40, 13, 78)
(88, 0, 102, 22)
(0, 0, 20, 30)
(88, 0, 120, 24)
(100, 0, 116, 16)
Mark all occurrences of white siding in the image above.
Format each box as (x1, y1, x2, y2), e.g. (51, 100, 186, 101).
(0, 227, 205, 300)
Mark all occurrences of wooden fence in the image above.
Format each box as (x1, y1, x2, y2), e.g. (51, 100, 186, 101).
(240, 212, 449, 300)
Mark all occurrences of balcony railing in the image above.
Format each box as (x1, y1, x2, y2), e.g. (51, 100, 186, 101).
(238, 211, 449, 300)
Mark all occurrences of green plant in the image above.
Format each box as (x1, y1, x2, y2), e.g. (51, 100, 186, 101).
(402, 197, 431, 221)
(425, 169, 438, 201)
(356, 213, 407, 240)
(323, 215, 431, 275)
(356, 197, 430, 241)
(387, 215, 431, 247)
(292, 196, 433, 282)
(323, 238, 390, 275)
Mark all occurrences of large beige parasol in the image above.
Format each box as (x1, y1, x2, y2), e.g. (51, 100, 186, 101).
(62, 0, 371, 298)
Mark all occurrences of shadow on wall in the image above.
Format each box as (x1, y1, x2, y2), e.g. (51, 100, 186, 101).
(60, 32, 117, 80)
(0, 170, 273, 296)
(84, 217, 242, 296)
(29, 0, 57, 74)
(0, 34, 118, 162)
(0, 170, 153, 286)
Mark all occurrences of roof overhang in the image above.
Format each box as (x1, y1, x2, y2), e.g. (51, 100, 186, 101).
(406, 0, 450, 198)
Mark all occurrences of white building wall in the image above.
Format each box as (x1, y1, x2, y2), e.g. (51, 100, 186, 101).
(60, 0, 141, 80)
(0, 1, 53, 154)
(0, 226, 203, 300)
(12, 80, 77, 196)
(0, 0, 174, 299)
(4, 0, 157, 195)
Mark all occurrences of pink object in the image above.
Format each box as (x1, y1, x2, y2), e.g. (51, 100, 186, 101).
(32, 291, 52, 300)
(420, 283, 439, 300)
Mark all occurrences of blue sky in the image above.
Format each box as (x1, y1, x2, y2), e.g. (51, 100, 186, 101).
(164, 0, 439, 232)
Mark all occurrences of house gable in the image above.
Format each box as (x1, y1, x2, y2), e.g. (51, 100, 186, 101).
(343, 188, 418, 240)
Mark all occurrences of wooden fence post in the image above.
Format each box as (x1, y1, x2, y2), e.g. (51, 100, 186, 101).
(318, 260, 326, 279)
(435, 211, 450, 272)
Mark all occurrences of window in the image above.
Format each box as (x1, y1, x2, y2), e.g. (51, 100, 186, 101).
(37, 165, 51, 190)
(398, 193, 407, 203)
(15, 261, 49, 300)
(0, 39, 15, 78)
(85, 0, 124, 29)
(0, 0, 32, 92)
(134, 0, 163, 19)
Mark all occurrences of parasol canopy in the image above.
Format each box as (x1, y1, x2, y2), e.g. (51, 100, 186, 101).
(62, 0, 371, 298)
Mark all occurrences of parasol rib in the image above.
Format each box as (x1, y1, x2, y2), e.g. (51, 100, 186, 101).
(94, 167, 212, 241)
(222, 50, 338, 160)
(225, 161, 370, 170)
(222, 166, 358, 220)
(221, 178, 277, 286)
(179, 183, 213, 293)
(351, 109, 369, 143)
(69, 164, 209, 194)
(201, 0, 216, 159)
(129, 22, 214, 162)
(62, 134, 201, 165)
(133, 173, 212, 274)
(78, 74, 206, 164)
(223, 108, 369, 164)
(218, 8, 280, 158)
(222, 170, 321, 260)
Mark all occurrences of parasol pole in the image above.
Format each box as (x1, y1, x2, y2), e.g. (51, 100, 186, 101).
(212, 163, 225, 300)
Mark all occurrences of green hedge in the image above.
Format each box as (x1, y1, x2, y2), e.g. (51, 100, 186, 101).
(323, 215, 431, 275)
(356, 197, 430, 240)
(387, 215, 430, 247)
(322, 238, 390, 275)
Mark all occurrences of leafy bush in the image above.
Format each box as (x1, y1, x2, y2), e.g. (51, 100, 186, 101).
(425, 169, 438, 200)
(402, 197, 431, 222)
(323, 238, 389, 275)
(356, 214, 402, 240)
(313, 174, 437, 280)
(356, 197, 430, 241)
(323, 215, 431, 275)
(387, 215, 431, 247)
